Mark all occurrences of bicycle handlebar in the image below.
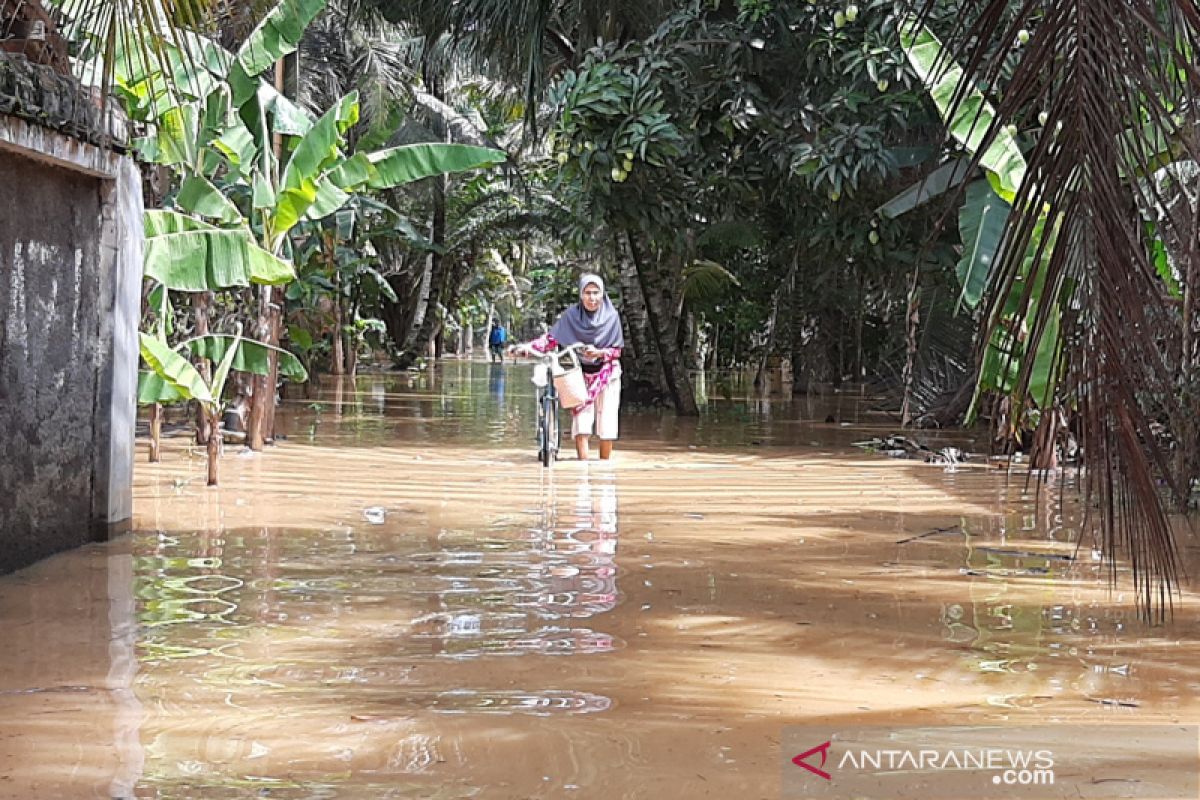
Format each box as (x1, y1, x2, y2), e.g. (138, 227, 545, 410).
(513, 342, 587, 359)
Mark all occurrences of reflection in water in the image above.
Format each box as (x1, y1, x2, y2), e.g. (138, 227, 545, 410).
(488, 361, 505, 401)
(123, 465, 621, 793)
(935, 488, 1157, 712)
(407, 471, 621, 658)
(431, 688, 613, 715)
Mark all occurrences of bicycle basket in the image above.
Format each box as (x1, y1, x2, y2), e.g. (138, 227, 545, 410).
(553, 350, 589, 408)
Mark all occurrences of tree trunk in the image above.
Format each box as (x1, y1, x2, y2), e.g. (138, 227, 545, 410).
(193, 292, 212, 445)
(378, 241, 420, 350)
(624, 230, 699, 416)
(206, 407, 222, 486)
(684, 312, 702, 371)
(393, 191, 445, 369)
(348, 285, 361, 378)
(1030, 407, 1059, 470)
(149, 403, 162, 463)
(246, 60, 290, 450)
(614, 234, 665, 397)
(900, 261, 922, 426)
(710, 323, 720, 371)
(329, 231, 345, 375)
(755, 252, 797, 391)
(393, 64, 450, 370)
(246, 285, 283, 450)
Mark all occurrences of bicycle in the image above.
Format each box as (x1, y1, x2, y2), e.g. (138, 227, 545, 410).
(519, 343, 585, 468)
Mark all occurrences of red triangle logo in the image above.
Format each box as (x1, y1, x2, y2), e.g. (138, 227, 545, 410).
(792, 740, 833, 780)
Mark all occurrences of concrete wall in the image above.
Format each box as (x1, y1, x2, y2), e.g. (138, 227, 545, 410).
(0, 54, 142, 574)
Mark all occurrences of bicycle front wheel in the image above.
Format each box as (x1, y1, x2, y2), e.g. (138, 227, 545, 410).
(540, 392, 558, 467)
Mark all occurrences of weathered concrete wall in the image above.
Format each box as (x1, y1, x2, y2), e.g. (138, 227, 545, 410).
(0, 53, 142, 574)
(0, 150, 104, 569)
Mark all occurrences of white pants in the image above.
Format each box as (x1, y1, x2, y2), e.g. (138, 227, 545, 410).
(571, 370, 621, 440)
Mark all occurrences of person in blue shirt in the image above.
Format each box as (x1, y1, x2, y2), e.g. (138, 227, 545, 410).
(488, 323, 508, 363)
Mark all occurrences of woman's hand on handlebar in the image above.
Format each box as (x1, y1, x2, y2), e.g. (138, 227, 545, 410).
(581, 345, 604, 360)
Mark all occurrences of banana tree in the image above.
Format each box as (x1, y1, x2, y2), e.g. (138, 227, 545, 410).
(111, 0, 506, 450)
(139, 326, 307, 485)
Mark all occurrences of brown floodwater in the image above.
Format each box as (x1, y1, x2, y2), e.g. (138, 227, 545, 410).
(2, 360, 1200, 799)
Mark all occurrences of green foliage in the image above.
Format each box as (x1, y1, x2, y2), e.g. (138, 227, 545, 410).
(549, 56, 685, 200)
(956, 180, 1009, 311)
(138, 334, 213, 405)
(144, 211, 296, 291)
(899, 20, 1027, 200)
(366, 144, 507, 189)
(187, 335, 310, 382)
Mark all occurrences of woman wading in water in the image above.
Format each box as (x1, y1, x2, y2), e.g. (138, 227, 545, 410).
(512, 274, 624, 460)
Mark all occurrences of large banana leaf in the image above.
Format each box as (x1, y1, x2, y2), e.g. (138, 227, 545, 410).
(186, 335, 310, 382)
(967, 213, 1061, 421)
(263, 93, 361, 241)
(878, 159, 974, 219)
(144, 211, 295, 290)
(956, 180, 1009, 311)
(209, 328, 245, 404)
(137, 371, 186, 405)
(282, 92, 360, 192)
(139, 334, 212, 404)
(900, 20, 1026, 199)
(176, 175, 242, 223)
(236, 0, 329, 77)
(366, 144, 507, 189)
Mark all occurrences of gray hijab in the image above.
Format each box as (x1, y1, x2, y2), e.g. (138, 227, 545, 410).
(550, 273, 625, 351)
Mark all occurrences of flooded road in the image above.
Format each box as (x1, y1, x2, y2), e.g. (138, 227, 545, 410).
(2, 360, 1199, 798)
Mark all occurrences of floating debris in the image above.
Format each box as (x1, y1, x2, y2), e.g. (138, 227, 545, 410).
(852, 435, 973, 465)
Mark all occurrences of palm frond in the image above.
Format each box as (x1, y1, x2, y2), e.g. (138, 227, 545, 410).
(908, 0, 1200, 618)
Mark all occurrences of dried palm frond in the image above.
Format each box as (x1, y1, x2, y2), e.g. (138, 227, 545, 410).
(907, 0, 1200, 618)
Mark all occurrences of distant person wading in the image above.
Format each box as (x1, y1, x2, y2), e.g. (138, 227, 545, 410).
(512, 274, 624, 461)
(488, 323, 508, 363)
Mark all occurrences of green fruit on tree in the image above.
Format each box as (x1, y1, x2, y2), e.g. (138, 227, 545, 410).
(623, 159, 634, 171)
(845, 4, 858, 22)
(829, 189, 841, 202)
(1017, 29, 1031, 44)
(876, 78, 889, 92)
(834, 11, 846, 28)
(556, 152, 569, 165)
(1038, 111, 1049, 126)
(869, 231, 880, 245)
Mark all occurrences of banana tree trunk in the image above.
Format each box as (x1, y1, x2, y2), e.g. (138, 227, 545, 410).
(624, 231, 699, 416)
(246, 285, 283, 450)
(193, 292, 212, 445)
(328, 231, 345, 375)
(149, 403, 162, 463)
(206, 406, 222, 486)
